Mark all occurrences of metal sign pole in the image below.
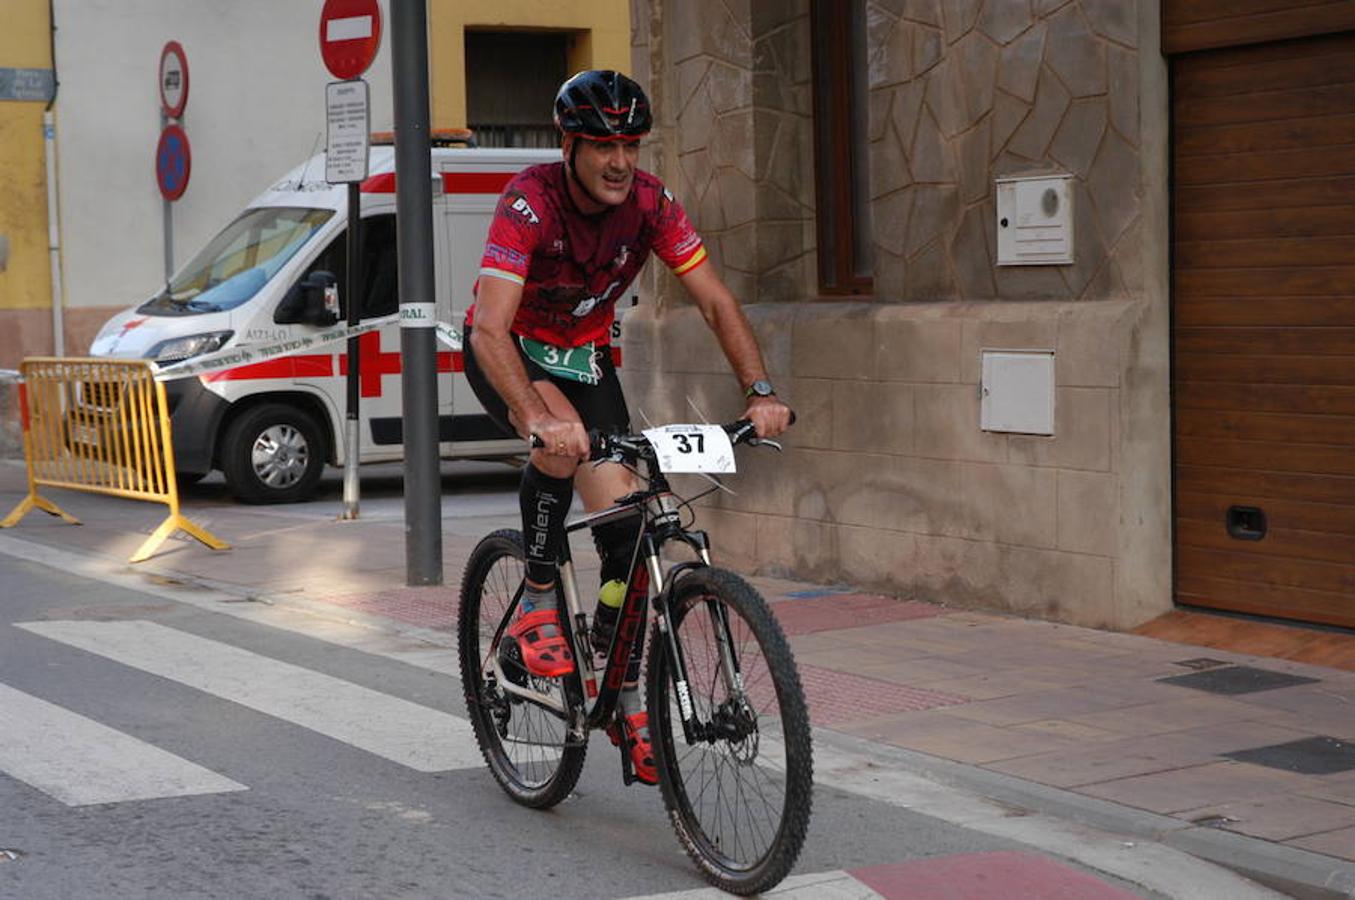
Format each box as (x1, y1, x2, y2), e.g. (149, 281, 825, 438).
(319, 0, 377, 523)
(341, 179, 363, 519)
(325, 79, 371, 519)
(160, 110, 173, 285)
(391, 0, 442, 585)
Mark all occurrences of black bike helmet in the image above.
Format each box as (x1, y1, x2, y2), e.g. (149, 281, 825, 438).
(554, 70, 652, 140)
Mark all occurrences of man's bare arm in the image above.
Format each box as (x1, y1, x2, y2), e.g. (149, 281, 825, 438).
(678, 262, 792, 437)
(467, 277, 551, 436)
(679, 263, 768, 388)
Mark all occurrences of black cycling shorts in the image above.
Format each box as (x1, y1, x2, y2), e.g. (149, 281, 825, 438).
(463, 326, 632, 438)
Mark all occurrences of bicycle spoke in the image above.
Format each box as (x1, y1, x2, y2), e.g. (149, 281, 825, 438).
(662, 587, 790, 869)
(458, 530, 584, 809)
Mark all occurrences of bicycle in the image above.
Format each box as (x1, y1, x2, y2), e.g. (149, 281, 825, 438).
(457, 419, 813, 895)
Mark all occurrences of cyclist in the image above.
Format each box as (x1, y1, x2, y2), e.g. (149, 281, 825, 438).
(463, 70, 792, 784)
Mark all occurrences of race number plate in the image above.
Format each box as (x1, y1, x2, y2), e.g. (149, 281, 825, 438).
(642, 424, 735, 474)
(518, 337, 602, 385)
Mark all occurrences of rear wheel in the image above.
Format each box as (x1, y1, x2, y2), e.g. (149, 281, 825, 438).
(220, 403, 325, 504)
(647, 567, 813, 895)
(457, 529, 585, 808)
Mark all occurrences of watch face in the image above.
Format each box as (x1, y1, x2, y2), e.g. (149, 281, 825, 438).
(749, 380, 774, 397)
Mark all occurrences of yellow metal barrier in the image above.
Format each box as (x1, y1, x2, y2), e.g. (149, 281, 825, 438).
(1, 357, 228, 562)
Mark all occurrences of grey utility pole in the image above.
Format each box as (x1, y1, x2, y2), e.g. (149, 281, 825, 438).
(391, 0, 442, 585)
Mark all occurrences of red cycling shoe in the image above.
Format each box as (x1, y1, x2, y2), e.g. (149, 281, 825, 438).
(506, 608, 575, 678)
(608, 711, 658, 785)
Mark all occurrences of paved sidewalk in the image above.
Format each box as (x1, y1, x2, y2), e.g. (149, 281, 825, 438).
(2, 459, 1354, 898)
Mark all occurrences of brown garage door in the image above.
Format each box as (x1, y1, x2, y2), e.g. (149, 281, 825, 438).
(1173, 32, 1355, 629)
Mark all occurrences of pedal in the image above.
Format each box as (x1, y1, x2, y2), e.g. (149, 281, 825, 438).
(608, 718, 636, 786)
(496, 635, 529, 690)
(566, 708, 589, 746)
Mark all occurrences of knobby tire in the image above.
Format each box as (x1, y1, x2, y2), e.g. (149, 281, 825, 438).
(457, 529, 586, 808)
(646, 567, 813, 895)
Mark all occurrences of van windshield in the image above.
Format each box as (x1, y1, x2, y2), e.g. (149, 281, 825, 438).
(138, 207, 334, 315)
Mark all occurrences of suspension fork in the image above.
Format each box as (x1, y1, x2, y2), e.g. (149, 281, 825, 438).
(677, 529, 747, 705)
(708, 595, 746, 703)
(655, 548, 721, 745)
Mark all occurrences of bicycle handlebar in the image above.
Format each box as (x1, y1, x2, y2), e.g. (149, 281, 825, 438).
(529, 412, 796, 463)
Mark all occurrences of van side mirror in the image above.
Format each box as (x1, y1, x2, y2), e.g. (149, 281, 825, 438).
(275, 270, 340, 326)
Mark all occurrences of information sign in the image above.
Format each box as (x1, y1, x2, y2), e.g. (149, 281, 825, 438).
(326, 80, 371, 183)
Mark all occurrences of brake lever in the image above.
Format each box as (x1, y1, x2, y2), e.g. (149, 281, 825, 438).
(747, 437, 783, 452)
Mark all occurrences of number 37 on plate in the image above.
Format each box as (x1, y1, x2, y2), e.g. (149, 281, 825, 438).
(642, 424, 736, 474)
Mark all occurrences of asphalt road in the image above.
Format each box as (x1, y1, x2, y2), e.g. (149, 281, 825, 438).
(0, 555, 1066, 900)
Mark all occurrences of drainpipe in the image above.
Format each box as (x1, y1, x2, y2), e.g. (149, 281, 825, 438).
(44, 0, 63, 356)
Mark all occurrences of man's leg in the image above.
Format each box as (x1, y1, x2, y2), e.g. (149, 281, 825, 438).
(575, 462, 656, 783)
(509, 380, 584, 678)
(574, 462, 643, 651)
(574, 461, 641, 644)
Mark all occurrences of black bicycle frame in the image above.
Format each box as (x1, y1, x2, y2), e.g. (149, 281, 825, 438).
(556, 485, 719, 743)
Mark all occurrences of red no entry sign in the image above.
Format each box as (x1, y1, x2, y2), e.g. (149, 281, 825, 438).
(319, 0, 381, 81)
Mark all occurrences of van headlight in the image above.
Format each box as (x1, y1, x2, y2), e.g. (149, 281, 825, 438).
(147, 331, 234, 363)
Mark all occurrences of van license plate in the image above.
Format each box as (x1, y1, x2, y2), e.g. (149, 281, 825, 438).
(69, 422, 100, 448)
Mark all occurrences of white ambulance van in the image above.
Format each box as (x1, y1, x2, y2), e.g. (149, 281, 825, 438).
(89, 143, 566, 503)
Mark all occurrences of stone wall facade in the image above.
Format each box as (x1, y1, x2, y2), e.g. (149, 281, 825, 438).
(627, 0, 1172, 630)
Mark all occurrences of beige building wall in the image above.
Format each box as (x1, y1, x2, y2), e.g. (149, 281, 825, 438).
(0, 0, 55, 455)
(625, 0, 1172, 630)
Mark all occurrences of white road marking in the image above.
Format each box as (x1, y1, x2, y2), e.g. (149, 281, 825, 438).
(17, 620, 482, 773)
(623, 871, 880, 899)
(0, 534, 461, 675)
(0, 682, 245, 806)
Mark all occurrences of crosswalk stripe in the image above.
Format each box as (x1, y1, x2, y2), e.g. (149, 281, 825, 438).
(623, 872, 880, 899)
(17, 620, 483, 773)
(0, 683, 246, 806)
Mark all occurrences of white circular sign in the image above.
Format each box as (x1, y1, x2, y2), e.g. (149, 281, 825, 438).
(159, 41, 189, 118)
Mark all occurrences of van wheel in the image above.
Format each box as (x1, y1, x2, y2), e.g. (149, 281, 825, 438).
(221, 404, 326, 504)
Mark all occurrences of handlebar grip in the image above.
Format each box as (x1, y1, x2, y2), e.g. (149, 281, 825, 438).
(529, 434, 544, 449)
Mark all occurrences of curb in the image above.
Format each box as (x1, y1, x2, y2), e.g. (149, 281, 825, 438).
(813, 728, 1355, 900)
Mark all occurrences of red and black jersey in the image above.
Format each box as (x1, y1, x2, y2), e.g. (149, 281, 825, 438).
(466, 162, 708, 347)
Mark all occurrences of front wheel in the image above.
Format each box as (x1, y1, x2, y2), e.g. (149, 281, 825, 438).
(457, 529, 585, 808)
(220, 403, 326, 504)
(646, 567, 813, 895)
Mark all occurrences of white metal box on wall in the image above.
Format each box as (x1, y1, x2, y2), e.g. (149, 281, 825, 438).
(995, 175, 1074, 265)
(980, 349, 1055, 435)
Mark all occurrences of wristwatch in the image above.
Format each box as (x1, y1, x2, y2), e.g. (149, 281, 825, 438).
(744, 379, 776, 399)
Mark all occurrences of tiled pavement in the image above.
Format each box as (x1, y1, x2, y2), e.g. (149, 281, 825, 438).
(3, 460, 1355, 895)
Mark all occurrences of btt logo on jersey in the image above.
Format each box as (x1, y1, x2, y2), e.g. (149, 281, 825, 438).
(510, 195, 540, 225)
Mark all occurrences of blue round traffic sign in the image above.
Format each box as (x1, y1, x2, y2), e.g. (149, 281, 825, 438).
(156, 124, 191, 201)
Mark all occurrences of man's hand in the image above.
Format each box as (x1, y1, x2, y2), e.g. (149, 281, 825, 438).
(743, 395, 792, 439)
(527, 413, 590, 460)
